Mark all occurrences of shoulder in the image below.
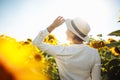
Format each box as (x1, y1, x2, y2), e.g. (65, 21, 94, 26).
(84, 44, 97, 52)
(84, 45, 100, 56)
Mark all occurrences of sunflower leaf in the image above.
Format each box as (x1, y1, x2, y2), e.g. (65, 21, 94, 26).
(108, 30, 120, 36)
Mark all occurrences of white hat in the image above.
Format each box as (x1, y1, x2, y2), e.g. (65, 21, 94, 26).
(65, 17, 91, 42)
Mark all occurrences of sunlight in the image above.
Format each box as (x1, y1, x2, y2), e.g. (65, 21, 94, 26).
(50, 0, 111, 43)
(0, 0, 117, 43)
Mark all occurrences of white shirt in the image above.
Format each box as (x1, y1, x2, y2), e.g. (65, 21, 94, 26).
(33, 29, 101, 80)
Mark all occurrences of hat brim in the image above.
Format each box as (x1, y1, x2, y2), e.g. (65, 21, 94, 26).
(65, 19, 89, 42)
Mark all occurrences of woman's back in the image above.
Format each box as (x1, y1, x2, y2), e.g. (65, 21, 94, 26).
(55, 44, 101, 80)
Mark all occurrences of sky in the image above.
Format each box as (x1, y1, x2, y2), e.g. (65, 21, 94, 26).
(0, 0, 120, 43)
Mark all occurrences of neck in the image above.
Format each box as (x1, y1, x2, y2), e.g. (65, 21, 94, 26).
(71, 40, 83, 44)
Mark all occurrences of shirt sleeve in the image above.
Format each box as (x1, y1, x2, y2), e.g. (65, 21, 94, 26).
(91, 52, 101, 80)
(32, 29, 66, 56)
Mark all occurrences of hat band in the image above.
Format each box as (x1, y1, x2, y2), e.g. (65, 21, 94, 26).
(71, 20, 86, 37)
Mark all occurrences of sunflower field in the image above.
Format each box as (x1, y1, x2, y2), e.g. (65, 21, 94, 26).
(89, 35, 120, 80)
(0, 31, 120, 80)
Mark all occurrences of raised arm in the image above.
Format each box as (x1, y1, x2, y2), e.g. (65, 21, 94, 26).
(33, 16, 65, 56)
(47, 16, 65, 33)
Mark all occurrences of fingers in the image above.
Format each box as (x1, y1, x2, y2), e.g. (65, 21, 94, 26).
(54, 16, 65, 26)
(57, 16, 65, 23)
(47, 16, 65, 32)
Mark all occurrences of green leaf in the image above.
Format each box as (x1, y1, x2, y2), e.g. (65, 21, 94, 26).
(97, 34, 102, 37)
(108, 30, 120, 36)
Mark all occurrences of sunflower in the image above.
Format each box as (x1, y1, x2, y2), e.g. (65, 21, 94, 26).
(107, 38, 117, 44)
(0, 34, 51, 80)
(89, 40, 105, 49)
(110, 47, 120, 56)
(34, 54, 45, 63)
(44, 34, 58, 45)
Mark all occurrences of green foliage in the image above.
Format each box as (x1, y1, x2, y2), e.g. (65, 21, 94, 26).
(90, 31, 120, 80)
(41, 52, 60, 80)
(106, 41, 120, 47)
(97, 34, 103, 37)
(108, 30, 120, 36)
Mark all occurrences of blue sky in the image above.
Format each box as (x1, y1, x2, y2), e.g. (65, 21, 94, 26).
(0, 0, 120, 42)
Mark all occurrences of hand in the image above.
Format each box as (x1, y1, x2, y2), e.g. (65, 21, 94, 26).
(51, 16, 65, 28)
(47, 16, 65, 32)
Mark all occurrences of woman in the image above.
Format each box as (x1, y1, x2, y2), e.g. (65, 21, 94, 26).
(33, 16, 101, 80)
